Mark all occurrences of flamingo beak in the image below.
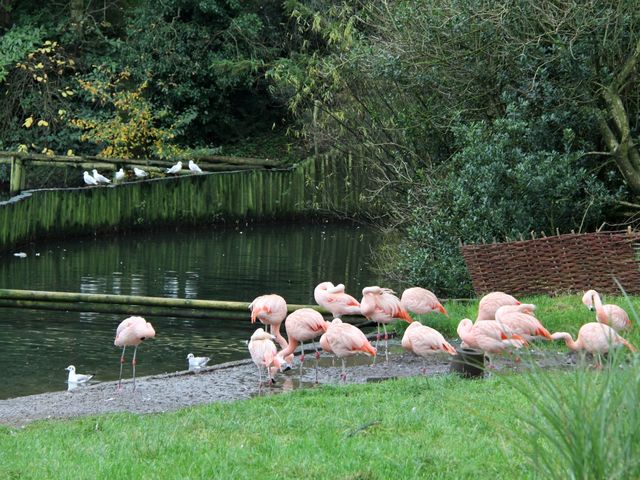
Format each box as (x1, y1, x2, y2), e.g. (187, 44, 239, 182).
(512, 334, 529, 347)
(438, 304, 448, 317)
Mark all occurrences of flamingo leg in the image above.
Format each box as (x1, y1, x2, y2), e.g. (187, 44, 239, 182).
(340, 358, 347, 383)
(372, 324, 381, 366)
(383, 324, 389, 363)
(299, 341, 305, 376)
(131, 345, 139, 392)
(313, 342, 320, 384)
(117, 346, 126, 390)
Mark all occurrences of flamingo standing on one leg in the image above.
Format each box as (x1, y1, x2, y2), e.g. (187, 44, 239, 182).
(476, 292, 521, 321)
(401, 322, 456, 373)
(248, 294, 293, 364)
(582, 290, 632, 332)
(323, 318, 376, 382)
(495, 304, 553, 342)
(456, 318, 527, 367)
(248, 328, 282, 386)
(552, 322, 636, 365)
(400, 287, 448, 317)
(114, 316, 156, 391)
(276, 308, 328, 381)
(360, 286, 413, 362)
(314, 282, 361, 317)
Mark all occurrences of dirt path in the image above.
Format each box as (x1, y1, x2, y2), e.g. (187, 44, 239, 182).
(0, 343, 576, 427)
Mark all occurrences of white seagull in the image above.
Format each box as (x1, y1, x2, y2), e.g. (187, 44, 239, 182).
(92, 169, 111, 184)
(115, 168, 125, 182)
(166, 161, 183, 175)
(133, 167, 149, 178)
(187, 353, 210, 370)
(188, 160, 203, 174)
(83, 171, 98, 186)
(65, 365, 94, 384)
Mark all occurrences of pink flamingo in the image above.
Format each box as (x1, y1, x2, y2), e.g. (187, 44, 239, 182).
(276, 308, 328, 379)
(360, 286, 413, 362)
(400, 287, 448, 316)
(476, 291, 521, 321)
(314, 282, 361, 317)
(457, 318, 527, 366)
(248, 328, 282, 385)
(402, 322, 456, 373)
(495, 304, 553, 341)
(323, 318, 377, 381)
(248, 294, 292, 363)
(552, 322, 636, 358)
(114, 316, 156, 391)
(582, 290, 632, 332)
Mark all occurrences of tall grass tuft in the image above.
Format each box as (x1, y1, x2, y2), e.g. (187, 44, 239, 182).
(505, 282, 640, 480)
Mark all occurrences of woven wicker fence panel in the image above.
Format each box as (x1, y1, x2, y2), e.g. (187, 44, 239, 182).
(461, 232, 640, 296)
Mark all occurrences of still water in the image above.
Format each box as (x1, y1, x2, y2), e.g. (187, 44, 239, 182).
(0, 223, 382, 399)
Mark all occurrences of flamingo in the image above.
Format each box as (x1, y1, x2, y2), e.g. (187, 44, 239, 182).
(360, 286, 413, 362)
(314, 281, 361, 317)
(166, 161, 182, 175)
(114, 316, 156, 391)
(456, 318, 527, 366)
(92, 169, 111, 184)
(400, 287, 448, 316)
(83, 171, 98, 186)
(248, 294, 292, 364)
(187, 353, 210, 370)
(188, 160, 203, 173)
(323, 318, 376, 382)
(495, 304, 553, 341)
(476, 291, 521, 321)
(552, 322, 636, 358)
(65, 365, 94, 384)
(248, 328, 282, 385)
(402, 322, 456, 373)
(133, 167, 148, 178)
(276, 308, 328, 379)
(582, 290, 632, 332)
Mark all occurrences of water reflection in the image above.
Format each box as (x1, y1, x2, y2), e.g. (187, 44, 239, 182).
(0, 223, 381, 399)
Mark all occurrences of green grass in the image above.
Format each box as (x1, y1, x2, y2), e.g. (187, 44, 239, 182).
(1, 293, 638, 479)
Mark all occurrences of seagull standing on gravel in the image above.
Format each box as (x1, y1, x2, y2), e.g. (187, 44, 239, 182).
(65, 365, 94, 384)
(133, 167, 149, 179)
(115, 168, 125, 182)
(166, 161, 182, 175)
(83, 171, 98, 186)
(188, 160, 203, 174)
(92, 169, 111, 184)
(187, 353, 210, 370)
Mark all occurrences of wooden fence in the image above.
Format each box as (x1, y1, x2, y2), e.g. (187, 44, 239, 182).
(461, 230, 640, 296)
(0, 153, 373, 252)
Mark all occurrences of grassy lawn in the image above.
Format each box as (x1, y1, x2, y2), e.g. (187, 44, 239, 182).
(1, 293, 638, 479)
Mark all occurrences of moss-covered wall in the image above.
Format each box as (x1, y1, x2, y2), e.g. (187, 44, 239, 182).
(1, 154, 372, 251)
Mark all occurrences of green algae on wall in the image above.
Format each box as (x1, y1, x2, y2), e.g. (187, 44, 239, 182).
(1, 155, 372, 251)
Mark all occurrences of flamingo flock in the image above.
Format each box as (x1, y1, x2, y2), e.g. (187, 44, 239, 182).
(247, 285, 637, 385)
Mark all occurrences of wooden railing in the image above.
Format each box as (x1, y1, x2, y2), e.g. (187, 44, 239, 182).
(0, 151, 280, 196)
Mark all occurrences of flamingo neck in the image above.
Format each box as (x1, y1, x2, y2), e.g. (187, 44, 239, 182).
(591, 293, 609, 323)
(277, 337, 299, 359)
(554, 332, 580, 351)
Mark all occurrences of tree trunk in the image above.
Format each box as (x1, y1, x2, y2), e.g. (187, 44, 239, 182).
(70, 0, 84, 36)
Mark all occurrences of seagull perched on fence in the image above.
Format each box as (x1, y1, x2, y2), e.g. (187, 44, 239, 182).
(83, 171, 98, 186)
(166, 161, 182, 175)
(115, 168, 125, 182)
(133, 167, 149, 179)
(188, 160, 203, 174)
(65, 365, 94, 384)
(92, 169, 111, 184)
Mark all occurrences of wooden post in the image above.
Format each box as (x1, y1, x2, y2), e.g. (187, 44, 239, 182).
(9, 156, 24, 197)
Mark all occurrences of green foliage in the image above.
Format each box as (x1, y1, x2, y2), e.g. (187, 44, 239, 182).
(0, 24, 44, 82)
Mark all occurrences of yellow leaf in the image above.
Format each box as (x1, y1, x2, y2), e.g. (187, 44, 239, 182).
(44, 40, 52, 46)
(17, 144, 28, 153)
(65, 90, 74, 96)
(23, 117, 34, 128)
(35, 62, 44, 69)
(37, 120, 49, 127)
(66, 149, 74, 156)
(58, 109, 66, 117)
(61, 91, 67, 97)
(35, 76, 44, 82)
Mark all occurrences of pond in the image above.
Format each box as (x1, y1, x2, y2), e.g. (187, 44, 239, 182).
(0, 223, 382, 399)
